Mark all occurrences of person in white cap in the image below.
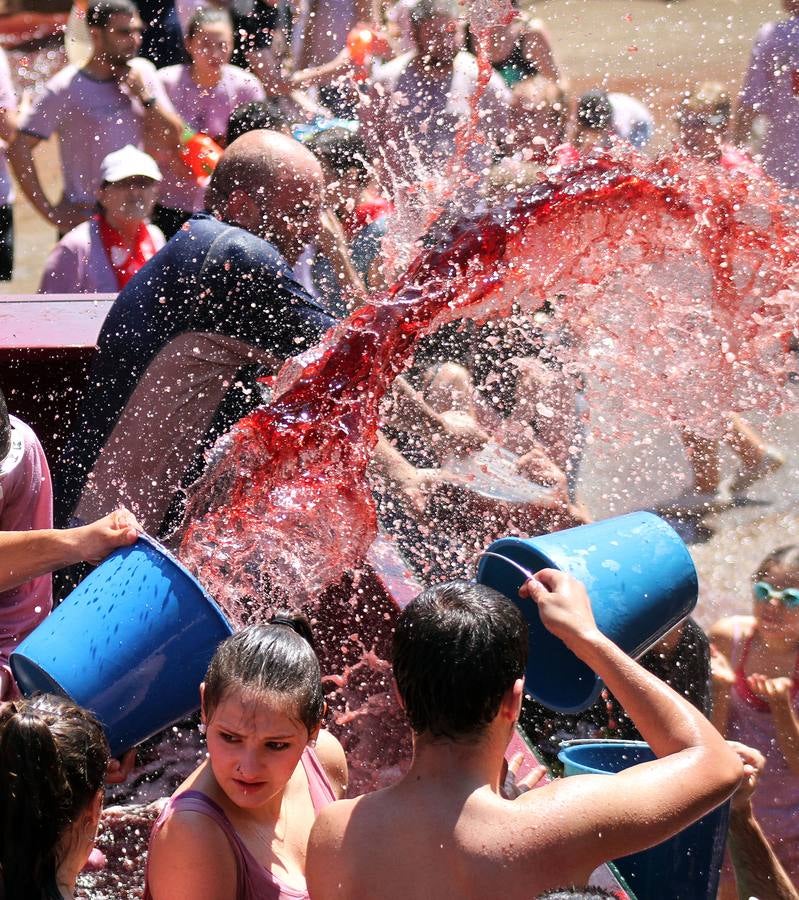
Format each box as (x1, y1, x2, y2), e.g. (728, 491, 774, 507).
(38, 145, 165, 294)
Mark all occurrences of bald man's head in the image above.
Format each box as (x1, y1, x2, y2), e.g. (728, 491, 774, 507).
(205, 130, 325, 261)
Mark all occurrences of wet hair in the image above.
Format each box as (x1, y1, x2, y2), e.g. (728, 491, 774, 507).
(187, 6, 232, 40)
(679, 81, 731, 124)
(203, 612, 325, 733)
(0, 694, 109, 900)
(754, 545, 799, 582)
(0, 387, 10, 461)
(393, 580, 528, 739)
(226, 100, 287, 144)
(537, 889, 617, 899)
(576, 89, 613, 132)
(304, 127, 368, 184)
(86, 0, 137, 29)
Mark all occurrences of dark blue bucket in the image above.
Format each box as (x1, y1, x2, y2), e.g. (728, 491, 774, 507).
(559, 741, 729, 900)
(477, 511, 698, 713)
(11, 536, 233, 755)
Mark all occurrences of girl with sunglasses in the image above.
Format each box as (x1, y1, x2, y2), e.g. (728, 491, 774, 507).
(709, 545, 799, 885)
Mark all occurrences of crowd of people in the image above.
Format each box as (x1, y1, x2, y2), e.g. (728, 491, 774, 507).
(1, 0, 798, 897)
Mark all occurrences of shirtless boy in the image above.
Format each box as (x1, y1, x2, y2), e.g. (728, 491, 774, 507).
(307, 571, 743, 899)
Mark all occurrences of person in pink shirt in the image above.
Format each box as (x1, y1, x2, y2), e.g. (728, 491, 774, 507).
(0, 388, 141, 700)
(0, 403, 52, 699)
(9, 0, 181, 236)
(39, 145, 165, 294)
(155, 7, 266, 238)
(144, 615, 347, 900)
(735, 0, 799, 191)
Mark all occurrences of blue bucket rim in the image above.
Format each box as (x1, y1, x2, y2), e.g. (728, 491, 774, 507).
(558, 739, 651, 774)
(133, 532, 234, 635)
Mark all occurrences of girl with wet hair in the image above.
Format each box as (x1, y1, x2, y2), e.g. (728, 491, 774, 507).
(0, 694, 110, 900)
(144, 612, 347, 899)
(710, 545, 799, 885)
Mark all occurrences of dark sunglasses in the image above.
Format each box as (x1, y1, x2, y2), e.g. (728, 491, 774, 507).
(753, 581, 799, 608)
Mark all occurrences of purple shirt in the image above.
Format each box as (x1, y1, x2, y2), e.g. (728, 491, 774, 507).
(740, 17, 799, 188)
(365, 50, 510, 185)
(20, 59, 173, 206)
(0, 48, 17, 206)
(38, 218, 165, 294)
(157, 64, 264, 211)
(0, 417, 52, 677)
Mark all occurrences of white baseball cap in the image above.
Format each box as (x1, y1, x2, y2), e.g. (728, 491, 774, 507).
(100, 144, 162, 184)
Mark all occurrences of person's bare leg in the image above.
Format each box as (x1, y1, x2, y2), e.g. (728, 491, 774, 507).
(725, 414, 784, 493)
(680, 428, 721, 494)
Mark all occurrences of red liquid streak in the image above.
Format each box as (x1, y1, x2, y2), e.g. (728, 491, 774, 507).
(179, 151, 799, 622)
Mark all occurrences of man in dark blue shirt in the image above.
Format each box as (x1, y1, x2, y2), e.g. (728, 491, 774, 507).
(55, 130, 335, 534)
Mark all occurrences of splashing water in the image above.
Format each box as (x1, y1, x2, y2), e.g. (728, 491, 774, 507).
(180, 149, 798, 625)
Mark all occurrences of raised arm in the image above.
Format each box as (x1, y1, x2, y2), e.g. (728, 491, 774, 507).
(518, 571, 743, 868)
(0, 509, 140, 592)
(727, 741, 799, 900)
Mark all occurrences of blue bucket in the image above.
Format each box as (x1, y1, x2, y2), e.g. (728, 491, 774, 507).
(11, 536, 233, 755)
(559, 741, 729, 900)
(476, 511, 697, 712)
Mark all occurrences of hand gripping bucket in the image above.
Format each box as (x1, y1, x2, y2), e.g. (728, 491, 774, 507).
(476, 511, 698, 713)
(559, 741, 729, 900)
(11, 536, 233, 755)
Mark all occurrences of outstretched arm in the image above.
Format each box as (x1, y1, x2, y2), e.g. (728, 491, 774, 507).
(0, 508, 140, 592)
(727, 741, 799, 900)
(518, 571, 743, 868)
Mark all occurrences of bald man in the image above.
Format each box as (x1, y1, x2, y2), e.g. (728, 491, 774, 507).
(55, 130, 337, 535)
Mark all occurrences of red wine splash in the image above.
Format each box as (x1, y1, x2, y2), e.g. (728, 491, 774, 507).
(179, 149, 799, 625)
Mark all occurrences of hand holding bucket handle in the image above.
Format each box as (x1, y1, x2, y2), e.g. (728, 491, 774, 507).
(519, 568, 601, 651)
(477, 551, 601, 652)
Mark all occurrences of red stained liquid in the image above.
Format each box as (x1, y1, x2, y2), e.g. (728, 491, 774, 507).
(180, 150, 798, 623)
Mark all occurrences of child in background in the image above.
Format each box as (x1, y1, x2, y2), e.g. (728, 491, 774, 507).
(0, 694, 110, 900)
(144, 613, 347, 899)
(710, 545, 799, 885)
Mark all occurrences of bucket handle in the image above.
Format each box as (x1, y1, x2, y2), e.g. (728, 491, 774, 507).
(476, 551, 536, 583)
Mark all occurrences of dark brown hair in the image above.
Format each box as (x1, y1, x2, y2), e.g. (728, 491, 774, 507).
(203, 612, 325, 734)
(393, 580, 528, 739)
(0, 694, 109, 900)
(755, 545, 799, 582)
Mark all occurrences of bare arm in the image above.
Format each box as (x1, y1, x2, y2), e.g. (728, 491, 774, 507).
(8, 132, 63, 226)
(383, 376, 489, 460)
(146, 809, 238, 900)
(727, 741, 799, 900)
(0, 105, 17, 146)
(0, 509, 139, 592)
(518, 571, 743, 866)
(521, 24, 558, 82)
(317, 207, 367, 310)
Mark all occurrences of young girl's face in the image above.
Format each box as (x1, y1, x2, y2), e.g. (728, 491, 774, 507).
(204, 686, 315, 810)
(752, 562, 799, 640)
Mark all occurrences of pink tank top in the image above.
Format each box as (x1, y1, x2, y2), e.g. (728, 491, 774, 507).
(143, 746, 336, 900)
